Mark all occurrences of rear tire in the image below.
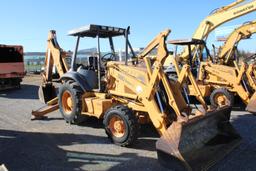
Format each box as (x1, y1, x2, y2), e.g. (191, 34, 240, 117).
(13, 78, 21, 89)
(58, 81, 88, 124)
(210, 88, 234, 108)
(103, 105, 139, 147)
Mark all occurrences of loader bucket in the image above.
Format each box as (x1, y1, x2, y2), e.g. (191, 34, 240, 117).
(246, 92, 256, 114)
(156, 106, 241, 171)
(38, 83, 57, 104)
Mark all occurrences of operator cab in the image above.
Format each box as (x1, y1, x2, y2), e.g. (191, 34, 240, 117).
(167, 39, 212, 77)
(63, 24, 136, 92)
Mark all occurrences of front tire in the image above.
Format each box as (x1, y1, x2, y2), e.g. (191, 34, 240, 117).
(58, 81, 88, 124)
(210, 88, 234, 108)
(103, 105, 139, 147)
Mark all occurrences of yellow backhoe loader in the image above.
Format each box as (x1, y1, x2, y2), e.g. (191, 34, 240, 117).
(32, 25, 241, 170)
(214, 20, 256, 112)
(201, 19, 256, 112)
(164, 0, 256, 113)
(168, 38, 256, 113)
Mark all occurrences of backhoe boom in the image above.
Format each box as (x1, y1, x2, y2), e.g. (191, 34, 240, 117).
(219, 20, 256, 64)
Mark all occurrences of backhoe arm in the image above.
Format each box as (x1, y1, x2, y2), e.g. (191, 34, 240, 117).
(219, 20, 256, 64)
(38, 30, 70, 104)
(43, 30, 69, 83)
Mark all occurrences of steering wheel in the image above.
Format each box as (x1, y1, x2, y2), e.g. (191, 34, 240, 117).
(101, 53, 116, 62)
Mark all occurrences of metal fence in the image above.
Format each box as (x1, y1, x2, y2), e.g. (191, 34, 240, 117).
(24, 56, 44, 73)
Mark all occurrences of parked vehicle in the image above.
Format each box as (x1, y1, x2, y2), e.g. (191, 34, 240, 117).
(0, 45, 25, 90)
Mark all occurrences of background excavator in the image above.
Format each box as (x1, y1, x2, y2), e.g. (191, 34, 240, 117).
(165, 0, 256, 68)
(179, 0, 256, 62)
(32, 25, 241, 170)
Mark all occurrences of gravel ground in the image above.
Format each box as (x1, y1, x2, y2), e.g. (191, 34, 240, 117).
(0, 75, 255, 171)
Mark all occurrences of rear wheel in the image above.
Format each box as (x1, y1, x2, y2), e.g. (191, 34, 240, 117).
(13, 78, 21, 89)
(210, 88, 234, 108)
(103, 105, 139, 147)
(58, 81, 88, 124)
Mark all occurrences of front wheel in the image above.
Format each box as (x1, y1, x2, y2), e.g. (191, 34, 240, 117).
(58, 81, 88, 124)
(210, 88, 234, 108)
(103, 105, 139, 147)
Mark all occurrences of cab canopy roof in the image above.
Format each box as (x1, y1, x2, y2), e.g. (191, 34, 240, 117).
(68, 24, 128, 38)
(168, 39, 205, 46)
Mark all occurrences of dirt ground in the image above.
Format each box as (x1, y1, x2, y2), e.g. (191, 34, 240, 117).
(0, 75, 255, 171)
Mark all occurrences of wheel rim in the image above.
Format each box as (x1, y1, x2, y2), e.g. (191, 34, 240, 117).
(108, 115, 126, 138)
(62, 90, 73, 115)
(214, 94, 230, 107)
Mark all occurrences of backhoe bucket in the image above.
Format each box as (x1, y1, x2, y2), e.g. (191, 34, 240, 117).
(38, 83, 57, 104)
(156, 107, 241, 171)
(246, 92, 256, 114)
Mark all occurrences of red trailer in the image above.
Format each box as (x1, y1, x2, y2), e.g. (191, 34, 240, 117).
(0, 45, 25, 90)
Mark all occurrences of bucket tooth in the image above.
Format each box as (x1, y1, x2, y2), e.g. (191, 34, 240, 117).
(156, 106, 241, 171)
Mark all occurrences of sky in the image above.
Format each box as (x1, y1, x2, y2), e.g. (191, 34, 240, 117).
(1, 0, 256, 52)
